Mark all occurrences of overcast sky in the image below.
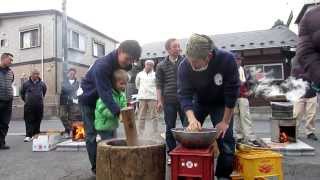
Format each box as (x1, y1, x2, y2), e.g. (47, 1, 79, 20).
(0, 0, 315, 45)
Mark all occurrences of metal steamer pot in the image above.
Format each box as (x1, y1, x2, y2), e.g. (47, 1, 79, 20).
(171, 128, 217, 148)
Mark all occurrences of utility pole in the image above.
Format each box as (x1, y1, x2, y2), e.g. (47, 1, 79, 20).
(62, 0, 68, 80)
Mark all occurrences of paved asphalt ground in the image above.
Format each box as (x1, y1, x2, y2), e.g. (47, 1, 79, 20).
(2, 115, 320, 180)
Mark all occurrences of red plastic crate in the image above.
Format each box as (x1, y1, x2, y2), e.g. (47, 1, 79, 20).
(170, 145, 215, 180)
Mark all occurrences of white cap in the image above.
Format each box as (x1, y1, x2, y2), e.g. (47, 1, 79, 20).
(145, 60, 154, 65)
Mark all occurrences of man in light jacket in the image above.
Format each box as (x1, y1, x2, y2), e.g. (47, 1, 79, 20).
(136, 60, 159, 135)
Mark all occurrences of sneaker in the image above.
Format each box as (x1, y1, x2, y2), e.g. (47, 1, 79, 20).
(62, 132, 71, 139)
(96, 134, 101, 142)
(24, 137, 32, 142)
(307, 133, 318, 141)
(247, 140, 263, 147)
(0, 143, 10, 150)
(236, 138, 244, 144)
(217, 177, 229, 180)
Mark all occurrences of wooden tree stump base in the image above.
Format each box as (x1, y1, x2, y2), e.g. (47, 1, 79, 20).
(96, 138, 165, 180)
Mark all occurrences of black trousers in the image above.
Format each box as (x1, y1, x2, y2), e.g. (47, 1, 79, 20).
(0, 100, 12, 145)
(163, 102, 188, 153)
(24, 104, 43, 137)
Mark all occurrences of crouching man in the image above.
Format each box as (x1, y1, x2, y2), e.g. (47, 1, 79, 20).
(178, 34, 240, 180)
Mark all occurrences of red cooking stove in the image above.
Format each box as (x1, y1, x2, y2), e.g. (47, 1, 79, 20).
(170, 145, 215, 180)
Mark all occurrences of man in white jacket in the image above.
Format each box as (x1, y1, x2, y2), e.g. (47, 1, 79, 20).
(135, 60, 159, 135)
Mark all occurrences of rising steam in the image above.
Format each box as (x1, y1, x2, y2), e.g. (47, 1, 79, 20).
(254, 76, 309, 102)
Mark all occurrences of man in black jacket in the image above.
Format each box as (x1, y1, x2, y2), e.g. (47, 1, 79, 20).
(21, 69, 47, 142)
(0, 53, 14, 150)
(156, 38, 187, 164)
(59, 68, 81, 138)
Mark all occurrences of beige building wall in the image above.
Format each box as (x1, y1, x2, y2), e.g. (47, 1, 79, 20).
(0, 14, 56, 62)
(0, 11, 116, 119)
(56, 15, 117, 67)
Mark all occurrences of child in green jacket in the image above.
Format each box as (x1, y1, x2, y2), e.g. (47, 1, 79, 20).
(95, 70, 128, 140)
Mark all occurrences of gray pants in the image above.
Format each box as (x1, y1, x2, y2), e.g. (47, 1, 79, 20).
(59, 104, 81, 133)
(233, 98, 256, 141)
(294, 96, 318, 135)
(137, 99, 160, 134)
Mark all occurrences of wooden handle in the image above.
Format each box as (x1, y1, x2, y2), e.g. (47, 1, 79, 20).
(121, 107, 138, 146)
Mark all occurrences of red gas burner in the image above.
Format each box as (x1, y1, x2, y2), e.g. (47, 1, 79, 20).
(170, 145, 215, 180)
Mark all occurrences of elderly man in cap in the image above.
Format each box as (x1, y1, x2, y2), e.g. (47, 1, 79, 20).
(178, 34, 240, 180)
(21, 69, 47, 142)
(135, 60, 159, 135)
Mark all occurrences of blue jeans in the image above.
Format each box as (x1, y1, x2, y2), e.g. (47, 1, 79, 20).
(80, 104, 97, 171)
(164, 102, 187, 153)
(80, 104, 117, 170)
(97, 130, 116, 140)
(194, 104, 235, 179)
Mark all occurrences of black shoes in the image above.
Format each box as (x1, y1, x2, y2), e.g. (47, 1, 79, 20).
(0, 143, 10, 150)
(307, 133, 318, 141)
(91, 167, 96, 175)
(236, 138, 244, 144)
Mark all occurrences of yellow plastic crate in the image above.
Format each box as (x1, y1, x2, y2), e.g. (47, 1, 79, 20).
(234, 150, 284, 180)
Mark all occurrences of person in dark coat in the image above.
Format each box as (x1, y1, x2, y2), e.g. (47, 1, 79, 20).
(126, 60, 142, 101)
(178, 34, 240, 180)
(21, 69, 47, 142)
(59, 68, 81, 138)
(79, 40, 141, 174)
(292, 64, 318, 141)
(294, 5, 320, 90)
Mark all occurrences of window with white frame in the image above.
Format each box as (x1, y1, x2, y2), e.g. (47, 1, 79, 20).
(244, 63, 284, 81)
(93, 40, 105, 57)
(70, 30, 86, 52)
(0, 39, 8, 48)
(20, 26, 40, 49)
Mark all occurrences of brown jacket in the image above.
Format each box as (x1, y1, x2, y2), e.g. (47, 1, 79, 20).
(295, 5, 320, 84)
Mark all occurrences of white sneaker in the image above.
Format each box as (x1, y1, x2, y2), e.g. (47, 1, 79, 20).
(62, 133, 71, 139)
(217, 178, 229, 180)
(96, 134, 101, 142)
(24, 137, 32, 142)
(167, 158, 171, 165)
